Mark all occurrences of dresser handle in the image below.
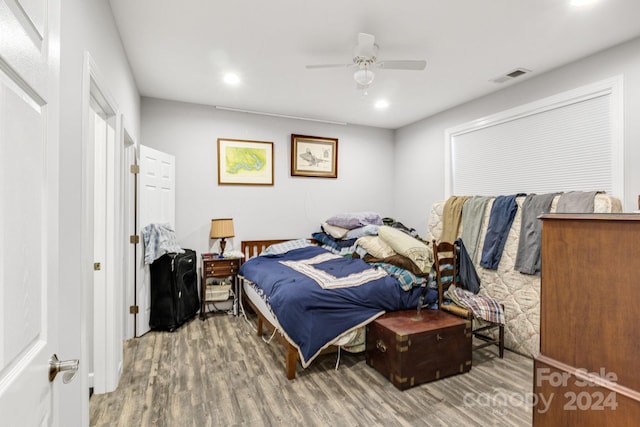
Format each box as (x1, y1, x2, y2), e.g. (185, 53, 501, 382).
(376, 339, 387, 353)
(436, 333, 443, 342)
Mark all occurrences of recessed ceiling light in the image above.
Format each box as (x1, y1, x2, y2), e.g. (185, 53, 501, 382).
(570, 0, 597, 6)
(375, 100, 389, 109)
(223, 73, 240, 85)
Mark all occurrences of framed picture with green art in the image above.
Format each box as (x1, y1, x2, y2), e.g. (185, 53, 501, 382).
(217, 138, 274, 185)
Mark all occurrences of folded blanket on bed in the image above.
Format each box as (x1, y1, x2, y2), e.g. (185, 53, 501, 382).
(370, 262, 428, 291)
(312, 232, 358, 256)
(325, 211, 383, 229)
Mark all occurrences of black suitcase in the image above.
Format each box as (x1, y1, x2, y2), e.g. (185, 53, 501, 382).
(149, 249, 199, 331)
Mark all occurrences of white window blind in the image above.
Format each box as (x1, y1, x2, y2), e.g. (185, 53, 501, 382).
(446, 77, 623, 198)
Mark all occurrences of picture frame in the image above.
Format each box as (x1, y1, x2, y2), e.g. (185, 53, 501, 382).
(290, 134, 338, 178)
(217, 138, 274, 185)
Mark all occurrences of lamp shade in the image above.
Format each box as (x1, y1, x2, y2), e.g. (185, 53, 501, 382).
(210, 218, 235, 239)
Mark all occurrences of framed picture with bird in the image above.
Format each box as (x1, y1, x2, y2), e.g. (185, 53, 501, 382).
(291, 134, 338, 178)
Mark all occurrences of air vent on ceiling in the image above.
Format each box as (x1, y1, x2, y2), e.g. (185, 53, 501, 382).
(491, 68, 531, 84)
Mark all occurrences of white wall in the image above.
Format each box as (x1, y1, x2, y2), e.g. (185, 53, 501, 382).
(58, 0, 140, 424)
(141, 98, 395, 256)
(394, 36, 640, 235)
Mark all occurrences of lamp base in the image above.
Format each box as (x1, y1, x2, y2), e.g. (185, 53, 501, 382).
(219, 238, 227, 258)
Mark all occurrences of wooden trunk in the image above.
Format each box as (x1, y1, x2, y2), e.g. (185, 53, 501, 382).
(366, 310, 472, 390)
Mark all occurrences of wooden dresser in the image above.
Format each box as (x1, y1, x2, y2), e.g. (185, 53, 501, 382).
(534, 214, 640, 426)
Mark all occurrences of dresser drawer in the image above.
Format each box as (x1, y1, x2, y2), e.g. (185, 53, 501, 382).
(203, 258, 240, 276)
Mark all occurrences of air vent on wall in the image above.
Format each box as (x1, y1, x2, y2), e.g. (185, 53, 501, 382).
(491, 68, 531, 84)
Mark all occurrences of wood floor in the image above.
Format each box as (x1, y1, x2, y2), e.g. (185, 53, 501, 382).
(90, 312, 534, 426)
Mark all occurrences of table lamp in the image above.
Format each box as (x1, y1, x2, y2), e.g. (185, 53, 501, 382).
(210, 218, 235, 257)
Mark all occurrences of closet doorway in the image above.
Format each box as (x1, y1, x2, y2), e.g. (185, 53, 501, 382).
(89, 92, 118, 395)
(83, 52, 124, 396)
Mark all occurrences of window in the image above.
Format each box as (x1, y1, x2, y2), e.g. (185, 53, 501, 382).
(445, 77, 623, 200)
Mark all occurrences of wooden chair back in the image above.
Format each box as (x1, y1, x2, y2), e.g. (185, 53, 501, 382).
(433, 240, 505, 358)
(432, 240, 458, 309)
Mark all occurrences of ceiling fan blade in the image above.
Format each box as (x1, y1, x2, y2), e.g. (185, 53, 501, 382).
(358, 33, 375, 49)
(376, 60, 427, 70)
(356, 33, 376, 57)
(306, 63, 353, 69)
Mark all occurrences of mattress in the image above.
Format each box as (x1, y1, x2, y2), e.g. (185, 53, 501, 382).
(426, 193, 622, 356)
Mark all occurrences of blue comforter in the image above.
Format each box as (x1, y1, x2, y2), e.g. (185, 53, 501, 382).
(239, 246, 436, 367)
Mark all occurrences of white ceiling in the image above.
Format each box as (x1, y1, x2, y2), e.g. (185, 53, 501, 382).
(108, 0, 640, 129)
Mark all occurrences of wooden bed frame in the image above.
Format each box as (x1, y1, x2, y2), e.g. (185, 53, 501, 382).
(240, 239, 332, 380)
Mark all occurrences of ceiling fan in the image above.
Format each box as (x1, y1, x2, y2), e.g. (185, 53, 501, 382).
(306, 33, 427, 92)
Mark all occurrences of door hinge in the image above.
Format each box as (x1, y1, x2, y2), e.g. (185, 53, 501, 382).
(130, 234, 140, 244)
(93, 262, 101, 271)
(130, 164, 139, 174)
(129, 305, 139, 314)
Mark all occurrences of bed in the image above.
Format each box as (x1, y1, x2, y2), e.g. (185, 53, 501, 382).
(239, 239, 437, 380)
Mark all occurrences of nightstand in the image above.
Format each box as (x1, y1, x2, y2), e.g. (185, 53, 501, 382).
(200, 255, 241, 319)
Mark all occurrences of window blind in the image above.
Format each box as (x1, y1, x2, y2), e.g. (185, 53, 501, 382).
(447, 78, 622, 198)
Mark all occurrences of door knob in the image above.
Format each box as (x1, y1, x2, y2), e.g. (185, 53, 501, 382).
(49, 354, 79, 383)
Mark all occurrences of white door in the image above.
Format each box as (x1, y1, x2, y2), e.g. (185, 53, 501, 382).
(0, 0, 64, 425)
(136, 145, 176, 336)
(91, 103, 108, 391)
(123, 134, 137, 340)
(90, 99, 117, 394)
(82, 53, 124, 398)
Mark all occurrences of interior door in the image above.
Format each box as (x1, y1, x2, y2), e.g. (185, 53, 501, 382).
(91, 102, 107, 391)
(0, 0, 63, 425)
(91, 98, 118, 394)
(136, 145, 176, 336)
(123, 134, 137, 340)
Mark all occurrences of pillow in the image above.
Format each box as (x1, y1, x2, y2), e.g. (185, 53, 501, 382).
(345, 224, 379, 240)
(321, 222, 350, 239)
(325, 211, 383, 230)
(261, 239, 313, 256)
(378, 225, 432, 272)
(355, 235, 396, 259)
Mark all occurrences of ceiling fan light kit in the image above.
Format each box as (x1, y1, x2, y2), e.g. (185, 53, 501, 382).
(306, 32, 426, 92)
(353, 67, 375, 86)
